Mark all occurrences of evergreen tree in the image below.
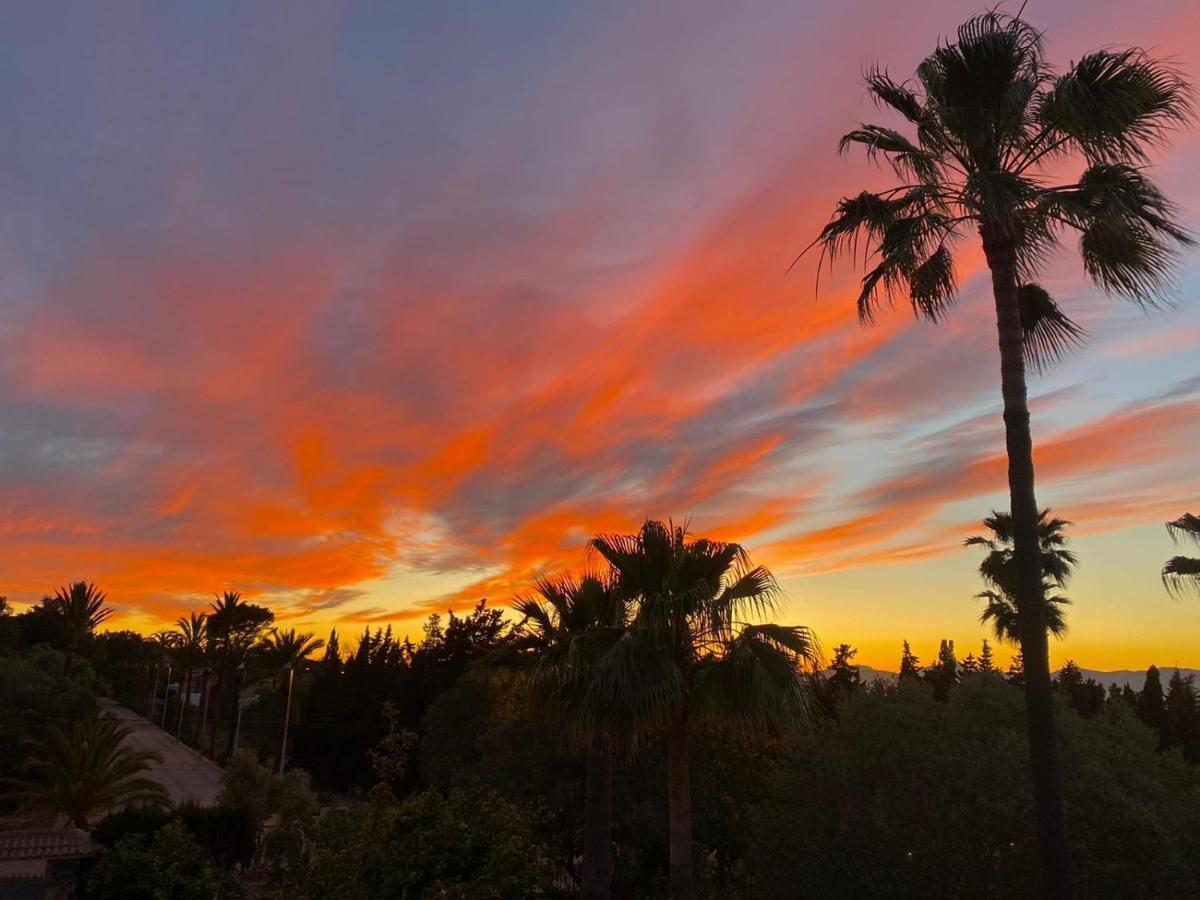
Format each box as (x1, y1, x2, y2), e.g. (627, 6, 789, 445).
(1007, 651, 1025, 687)
(1121, 684, 1138, 709)
(898, 641, 922, 682)
(1164, 670, 1198, 761)
(827, 643, 862, 700)
(1137, 666, 1167, 742)
(961, 653, 979, 675)
(926, 639, 959, 701)
(979, 639, 995, 674)
(321, 629, 342, 675)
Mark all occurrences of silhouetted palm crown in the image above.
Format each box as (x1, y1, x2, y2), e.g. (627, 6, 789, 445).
(173, 611, 207, 660)
(810, 12, 1193, 366)
(1163, 513, 1200, 596)
(512, 572, 628, 739)
(589, 520, 818, 733)
(49, 581, 113, 651)
(967, 509, 1077, 642)
(5, 716, 168, 827)
(261, 628, 326, 669)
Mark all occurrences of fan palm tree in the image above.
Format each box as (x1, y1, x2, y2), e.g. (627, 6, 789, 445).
(589, 520, 819, 900)
(805, 13, 1192, 894)
(171, 611, 207, 739)
(260, 628, 325, 772)
(1163, 512, 1200, 595)
(4, 716, 169, 827)
(967, 509, 1077, 643)
(47, 581, 113, 659)
(511, 573, 628, 900)
(260, 627, 326, 670)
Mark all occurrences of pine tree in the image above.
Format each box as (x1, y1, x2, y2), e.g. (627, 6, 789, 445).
(979, 639, 995, 674)
(321, 629, 342, 674)
(1121, 684, 1138, 709)
(898, 641, 922, 682)
(1007, 651, 1025, 687)
(961, 653, 979, 675)
(926, 639, 959, 701)
(1056, 660, 1083, 692)
(827, 643, 862, 701)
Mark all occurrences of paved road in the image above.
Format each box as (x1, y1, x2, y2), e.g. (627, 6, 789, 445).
(99, 700, 224, 807)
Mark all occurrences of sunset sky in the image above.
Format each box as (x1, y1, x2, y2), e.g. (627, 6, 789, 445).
(1, 0, 1197, 671)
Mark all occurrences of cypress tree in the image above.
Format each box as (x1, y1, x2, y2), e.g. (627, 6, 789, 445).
(1137, 666, 1167, 743)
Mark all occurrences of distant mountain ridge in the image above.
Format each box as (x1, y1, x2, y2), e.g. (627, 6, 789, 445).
(849, 665, 1200, 690)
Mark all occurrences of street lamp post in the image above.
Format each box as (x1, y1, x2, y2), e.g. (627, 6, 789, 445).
(278, 662, 295, 774)
(160, 661, 173, 729)
(232, 661, 247, 754)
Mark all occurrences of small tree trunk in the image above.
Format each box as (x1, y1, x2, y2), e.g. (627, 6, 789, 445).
(581, 736, 613, 900)
(983, 227, 1074, 899)
(667, 715, 693, 900)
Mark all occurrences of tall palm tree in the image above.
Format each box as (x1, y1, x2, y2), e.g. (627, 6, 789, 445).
(260, 627, 326, 670)
(1163, 512, 1200, 595)
(806, 13, 1192, 894)
(4, 716, 169, 827)
(172, 611, 207, 739)
(967, 509, 1076, 643)
(511, 572, 628, 900)
(590, 520, 819, 900)
(260, 628, 325, 772)
(205, 591, 273, 756)
(48, 581, 113, 658)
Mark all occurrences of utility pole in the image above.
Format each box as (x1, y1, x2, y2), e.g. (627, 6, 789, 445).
(160, 662, 172, 729)
(278, 662, 295, 773)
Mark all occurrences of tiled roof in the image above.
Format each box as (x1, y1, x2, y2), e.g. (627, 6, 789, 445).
(0, 828, 99, 862)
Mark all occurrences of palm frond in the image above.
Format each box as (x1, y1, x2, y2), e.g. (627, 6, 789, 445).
(1017, 283, 1085, 372)
(1038, 49, 1192, 163)
(838, 125, 938, 182)
(1162, 556, 1200, 597)
(1166, 513, 1200, 546)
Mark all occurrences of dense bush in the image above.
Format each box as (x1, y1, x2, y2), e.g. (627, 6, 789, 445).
(741, 676, 1200, 898)
(93, 804, 256, 869)
(78, 819, 238, 900)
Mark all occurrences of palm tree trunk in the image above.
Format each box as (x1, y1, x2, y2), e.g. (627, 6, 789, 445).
(207, 670, 224, 757)
(983, 228, 1073, 899)
(581, 736, 613, 900)
(666, 715, 693, 900)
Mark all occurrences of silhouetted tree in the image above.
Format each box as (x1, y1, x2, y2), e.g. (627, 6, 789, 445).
(1164, 670, 1198, 761)
(7, 716, 168, 827)
(898, 641, 922, 682)
(591, 520, 820, 900)
(807, 12, 1193, 893)
(827, 643, 862, 700)
(926, 639, 959, 701)
(967, 510, 1075, 644)
(205, 592, 273, 756)
(1007, 652, 1025, 688)
(172, 612, 207, 740)
(1138, 666, 1167, 742)
(510, 572, 628, 900)
(979, 639, 996, 674)
(46, 581, 113, 664)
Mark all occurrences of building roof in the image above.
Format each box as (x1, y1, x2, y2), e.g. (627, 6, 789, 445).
(0, 828, 99, 862)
